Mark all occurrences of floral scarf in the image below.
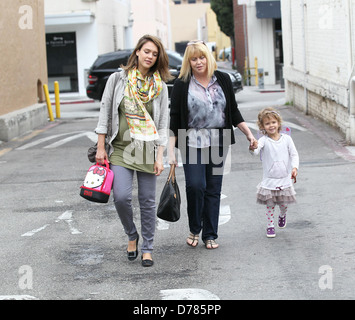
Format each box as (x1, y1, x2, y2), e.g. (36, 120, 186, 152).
(124, 68, 162, 148)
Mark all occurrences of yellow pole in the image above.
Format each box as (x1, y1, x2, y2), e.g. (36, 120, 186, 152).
(43, 84, 54, 122)
(54, 81, 60, 119)
(255, 57, 258, 87)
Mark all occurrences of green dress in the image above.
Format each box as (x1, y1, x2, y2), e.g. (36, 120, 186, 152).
(109, 98, 155, 174)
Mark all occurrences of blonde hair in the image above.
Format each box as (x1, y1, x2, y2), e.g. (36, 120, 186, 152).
(178, 41, 217, 82)
(257, 107, 283, 132)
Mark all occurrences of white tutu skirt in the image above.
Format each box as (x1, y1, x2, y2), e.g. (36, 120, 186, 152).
(256, 184, 296, 206)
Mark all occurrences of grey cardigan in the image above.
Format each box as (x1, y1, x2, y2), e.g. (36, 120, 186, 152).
(95, 70, 169, 157)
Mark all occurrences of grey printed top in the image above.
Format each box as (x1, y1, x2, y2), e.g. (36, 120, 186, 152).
(187, 75, 227, 148)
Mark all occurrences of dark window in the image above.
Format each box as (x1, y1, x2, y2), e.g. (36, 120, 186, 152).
(46, 32, 78, 93)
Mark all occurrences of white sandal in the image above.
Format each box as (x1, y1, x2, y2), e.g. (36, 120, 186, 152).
(186, 233, 199, 247)
(205, 239, 219, 249)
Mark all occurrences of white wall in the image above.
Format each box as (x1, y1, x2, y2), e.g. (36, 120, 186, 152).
(246, 4, 275, 85)
(131, 0, 170, 48)
(45, 0, 131, 97)
(281, 0, 355, 140)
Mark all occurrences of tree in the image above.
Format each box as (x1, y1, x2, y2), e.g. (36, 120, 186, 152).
(210, 0, 235, 64)
(210, 0, 234, 39)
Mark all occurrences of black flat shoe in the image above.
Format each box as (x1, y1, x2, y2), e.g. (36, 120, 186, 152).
(141, 255, 154, 267)
(127, 235, 139, 261)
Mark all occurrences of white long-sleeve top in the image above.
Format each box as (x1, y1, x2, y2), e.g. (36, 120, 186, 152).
(250, 134, 299, 190)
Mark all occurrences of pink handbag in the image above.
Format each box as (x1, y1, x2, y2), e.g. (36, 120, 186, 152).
(80, 160, 114, 203)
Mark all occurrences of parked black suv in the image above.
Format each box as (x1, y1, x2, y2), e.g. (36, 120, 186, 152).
(86, 49, 243, 101)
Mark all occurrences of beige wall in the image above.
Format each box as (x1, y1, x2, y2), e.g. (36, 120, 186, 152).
(0, 0, 47, 116)
(170, 2, 209, 44)
(170, 2, 230, 55)
(206, 8, 231, 59)
(131, 0, 170, 49)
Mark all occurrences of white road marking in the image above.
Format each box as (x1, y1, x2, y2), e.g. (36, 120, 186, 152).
(156, 218, 170, 230)
(0, 295, 39, 300)
(22, 210, 82, 237)
(56, 210, 73, 221)
(160, 288, 220, 300)
(44, 132, 97, 148)
(21, 224, 50, 237)
(16, 131, 84, 150)
(56, 210, 82, 234)
(219, 194, 231, 225)
(219, 205, 231, 225)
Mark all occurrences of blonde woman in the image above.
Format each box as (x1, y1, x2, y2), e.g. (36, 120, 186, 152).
(95, 35, 171, 267)
(169, 40, 257, 249)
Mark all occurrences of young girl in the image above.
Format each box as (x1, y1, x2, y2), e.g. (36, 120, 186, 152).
(250, 107, 299, 238)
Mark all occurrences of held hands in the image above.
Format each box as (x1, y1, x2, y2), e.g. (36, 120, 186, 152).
(249, 137, 258, 150)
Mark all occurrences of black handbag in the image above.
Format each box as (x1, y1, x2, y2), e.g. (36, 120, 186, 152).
(87, 142, 110, 163)
(157, 164, 181, 222)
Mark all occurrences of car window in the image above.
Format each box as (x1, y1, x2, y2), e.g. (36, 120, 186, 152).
(92, 53, 130, 70)
(167, 51, 183, 69)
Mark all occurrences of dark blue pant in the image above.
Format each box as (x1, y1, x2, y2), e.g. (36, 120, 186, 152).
(182, 146, 228, 242)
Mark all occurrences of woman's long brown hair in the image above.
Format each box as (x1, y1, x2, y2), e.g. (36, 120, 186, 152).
(122, 34, 173, 82)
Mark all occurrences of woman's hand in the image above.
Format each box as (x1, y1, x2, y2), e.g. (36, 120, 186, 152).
(95, 147, 108, 165)
(95, 134, 109, 165)
(154, 160, 164, 176)
(154, 145, 165, 176)
(237, 122, 257, 150)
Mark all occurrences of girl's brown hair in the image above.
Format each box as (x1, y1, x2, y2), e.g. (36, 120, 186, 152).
(257, 107, 283, 132)
(122, 34, 173, 82)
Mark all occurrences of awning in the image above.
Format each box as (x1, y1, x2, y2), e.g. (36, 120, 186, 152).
(45, 11, 95, 26)
(255, 1, 281, 19)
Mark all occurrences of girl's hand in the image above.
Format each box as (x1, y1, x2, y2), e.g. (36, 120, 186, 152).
(291, 168, 298, 183)
(249, 139, 258, 150)
(244, 130, 257, 148)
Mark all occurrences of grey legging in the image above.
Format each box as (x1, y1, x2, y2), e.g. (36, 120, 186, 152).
(110, 165, 157, 253)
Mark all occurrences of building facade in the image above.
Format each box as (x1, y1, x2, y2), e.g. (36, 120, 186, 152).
(233, 0, 282, 85)
(131, 0, 171, 49)
(0, 0, 48, 141)
(170, 0, 231, 57)
(281, 0, 355, 143)
(44, 0, 132, 97)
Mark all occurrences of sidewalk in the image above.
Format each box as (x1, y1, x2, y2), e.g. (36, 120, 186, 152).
(49, 93, 95, 105)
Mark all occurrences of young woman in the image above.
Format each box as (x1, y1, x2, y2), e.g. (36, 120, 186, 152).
(95, 35, 171, 266)
(169, 40, 257, 249)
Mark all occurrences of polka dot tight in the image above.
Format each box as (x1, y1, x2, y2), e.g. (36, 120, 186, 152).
(266, 206, 275, 228)
(266, 204, 288, 227)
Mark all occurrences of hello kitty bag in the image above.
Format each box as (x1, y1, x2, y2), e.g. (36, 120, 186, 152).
(80, 160, 114, 203)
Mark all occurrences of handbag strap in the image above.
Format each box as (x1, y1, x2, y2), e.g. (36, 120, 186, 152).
(167, 164, 176, 183)
(96, 159, 110, 169)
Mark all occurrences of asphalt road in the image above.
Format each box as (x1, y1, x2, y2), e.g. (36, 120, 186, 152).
(1, 86, 355, 302)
